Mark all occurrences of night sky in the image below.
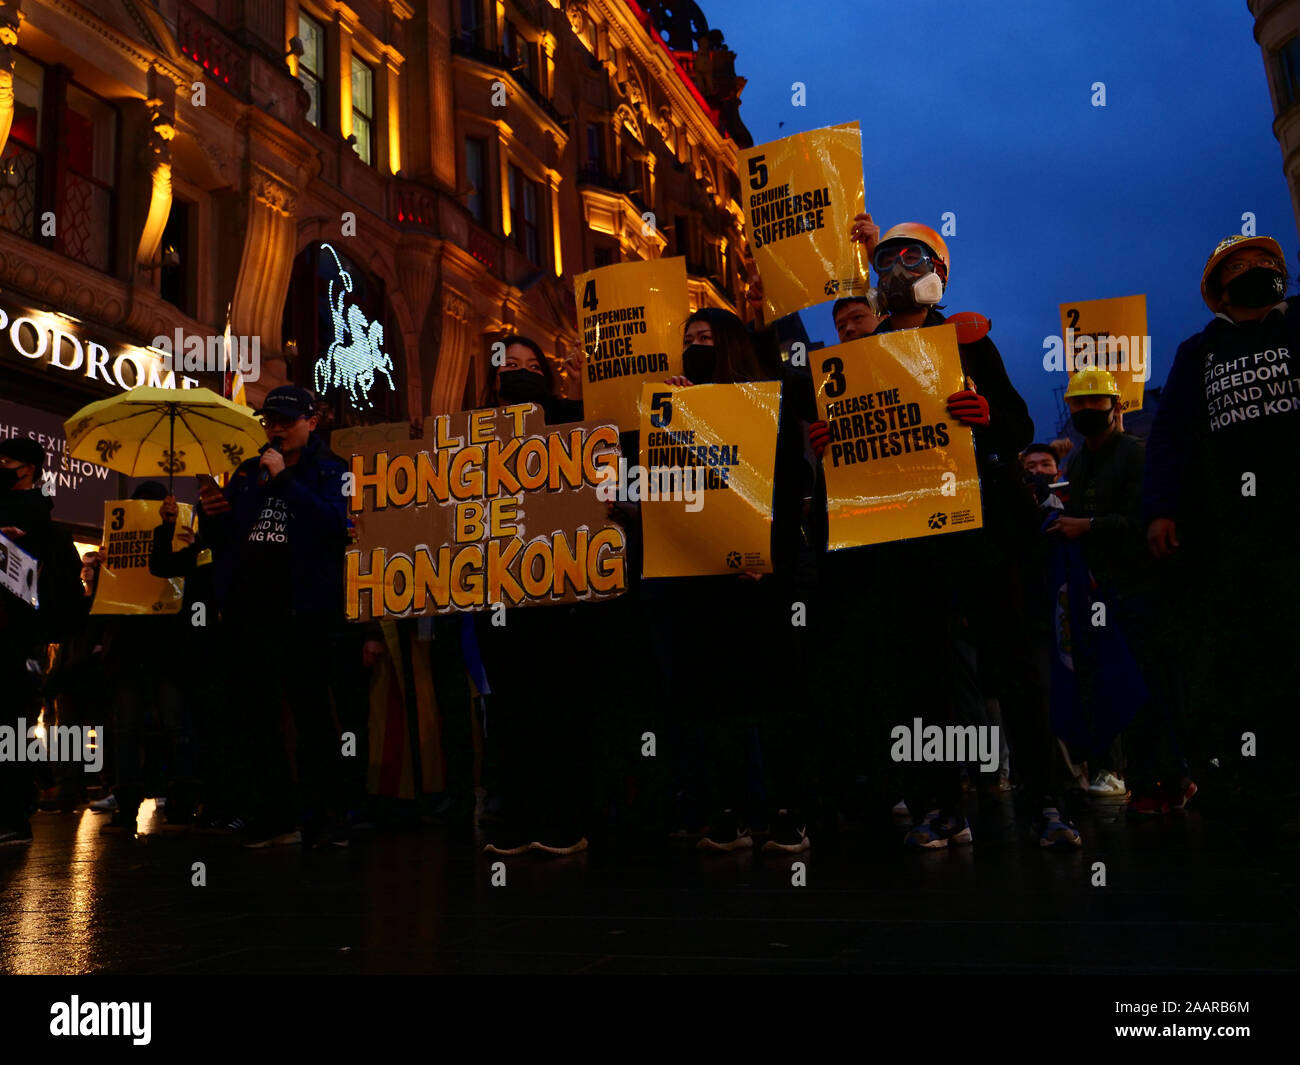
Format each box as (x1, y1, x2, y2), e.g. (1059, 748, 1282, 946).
(704, 0, 1295, 437)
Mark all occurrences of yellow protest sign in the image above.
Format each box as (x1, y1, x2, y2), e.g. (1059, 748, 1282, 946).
(337, 406, 627, 619)
(637, 381, 781, 578)
(740, 122, 868, 321)
(1059, 295, 1149, 413)
(814, 324, 983, 549)
(576, 257, 687, 431)
(91, 500, 193, 615)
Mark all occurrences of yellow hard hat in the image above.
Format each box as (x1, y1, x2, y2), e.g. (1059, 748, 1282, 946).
(877, 223, 950, 282)
(1200, 234, 1286, 309)
(1064, 368, 1120, 399)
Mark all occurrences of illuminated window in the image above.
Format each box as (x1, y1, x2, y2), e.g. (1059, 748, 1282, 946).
(297, 12, 326, 127)
(59, 85, 117, 272)
(466, 137, 488, 225)
(503, 21, 536, 87)
(351, 55, 374, 166)
(509, 164, 541, 264)
(0, 53, 43, 242)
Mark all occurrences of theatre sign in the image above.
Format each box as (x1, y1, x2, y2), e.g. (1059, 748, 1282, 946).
(0, 292, 202, 394)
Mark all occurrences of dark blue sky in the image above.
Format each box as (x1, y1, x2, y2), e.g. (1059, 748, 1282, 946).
(706, 0, 1295, 437)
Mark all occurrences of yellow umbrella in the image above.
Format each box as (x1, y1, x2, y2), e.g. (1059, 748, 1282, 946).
(64, 386, 265, 492)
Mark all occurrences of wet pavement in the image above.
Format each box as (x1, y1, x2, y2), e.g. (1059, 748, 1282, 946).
(3, 797, 1299, 975)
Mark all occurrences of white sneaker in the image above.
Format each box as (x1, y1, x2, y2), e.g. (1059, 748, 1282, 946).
(89, 794, 117, 813)
(1088, 772, 1128, 798)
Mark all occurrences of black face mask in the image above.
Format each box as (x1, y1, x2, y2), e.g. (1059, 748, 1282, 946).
(0, 467, 20, 492)
(497, 369, 549, 405)
(1071, 408, 1113, 439)
(683, 344, 717, 384)
(1223, 267, 1286, 309)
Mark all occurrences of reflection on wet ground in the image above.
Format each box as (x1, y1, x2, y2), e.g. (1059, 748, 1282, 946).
(2, 797, 1297, 974)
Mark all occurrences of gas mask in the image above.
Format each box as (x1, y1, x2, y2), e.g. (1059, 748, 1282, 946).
(873, 263, 945, 314)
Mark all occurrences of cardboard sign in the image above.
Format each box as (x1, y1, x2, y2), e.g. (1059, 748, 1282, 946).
(1059, 295, 1149, 413)
(575, 257, 688, 431)
(637, 381, 781, 578)
(0, 529, 38, 608)
(814, 324, 983, 549)
(90, 500, 193, 615)
(338, 405, 627, 620)
(739, 122, 869, 320)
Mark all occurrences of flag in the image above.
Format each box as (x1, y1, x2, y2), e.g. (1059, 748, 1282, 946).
(220, 305, 248, 409)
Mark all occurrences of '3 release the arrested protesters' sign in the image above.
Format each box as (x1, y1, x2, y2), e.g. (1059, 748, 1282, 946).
(739, 122, 869, 321)
(91, 499, 194, 615)
(814, 324, 983, 549)
(637, 381, 781, 578)
(338, 406, 627, 619)
(576, 257, 687, 431)
(1058, 294, 1150, 413)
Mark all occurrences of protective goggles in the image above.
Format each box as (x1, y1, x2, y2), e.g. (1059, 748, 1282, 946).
(872, 242, 935, 273)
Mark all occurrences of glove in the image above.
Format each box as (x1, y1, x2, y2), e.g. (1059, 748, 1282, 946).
(946, 389, 990, 427)
(809, 420, 831, 459)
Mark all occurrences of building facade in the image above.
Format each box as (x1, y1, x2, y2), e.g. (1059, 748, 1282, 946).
(1250, 0, 1300, 241)
(0, 1, 751, 533)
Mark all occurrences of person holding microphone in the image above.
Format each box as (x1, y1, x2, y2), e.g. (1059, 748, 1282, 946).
(197, 386, 352, 849)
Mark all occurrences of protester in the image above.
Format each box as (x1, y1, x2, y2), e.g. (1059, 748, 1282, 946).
(91, 482, 196, 833)
(1144, 234, 1300, 831)
(653, 308, 816, 852)
(198, 385, 351, 848)
(1047, 370, 1148, 801)
(150, 488, 227, 829)
(1020, 443, 1060, 480)
(806, 222, 1068, 848)
(0, 438, 83, 845)
(475, 335, 605, 856)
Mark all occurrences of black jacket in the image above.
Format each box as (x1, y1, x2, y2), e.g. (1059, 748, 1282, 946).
(0, 487, 84, 647)
(201, 433, 350, 621)
(1144, 299, 1300, 540)
(1064, 431, 1148, 598)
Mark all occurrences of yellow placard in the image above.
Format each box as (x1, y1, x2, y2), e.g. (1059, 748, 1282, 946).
(91, 499, 193, 615)
(1059, 294, 1149, 413)
(576, 257, 687, 431)
(814, 325, 983, 549)
(638, 381, 781, 578)
(337, 407, 626, 619)
(740, 122, 868, 321)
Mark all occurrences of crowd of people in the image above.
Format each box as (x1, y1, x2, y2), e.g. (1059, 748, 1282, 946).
(0, 220, 1296, 859)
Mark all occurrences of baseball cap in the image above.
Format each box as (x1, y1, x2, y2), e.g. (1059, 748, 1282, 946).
(257, 385, 317, 420)
(0, 437, 46, 475)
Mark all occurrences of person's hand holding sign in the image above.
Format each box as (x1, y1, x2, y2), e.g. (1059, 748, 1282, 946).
(808, 420, 831, 460)
(562, 347, 584, 400)
(850, 212, 880, 259)
(946, 377, 990, 427)
(664, 375, 693, 387)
